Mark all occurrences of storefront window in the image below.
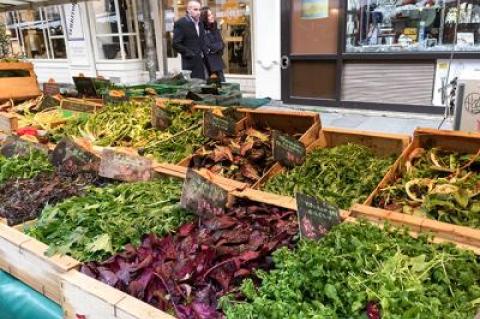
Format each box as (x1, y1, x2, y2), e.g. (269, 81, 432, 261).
(163, 0, 253, 75)
(346, 0, 480, 53)
(91, 0, 142, 60)
(1, 7, 68, 59)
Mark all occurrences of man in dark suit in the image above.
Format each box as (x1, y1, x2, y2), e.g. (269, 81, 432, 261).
(173, 0, 206, 79)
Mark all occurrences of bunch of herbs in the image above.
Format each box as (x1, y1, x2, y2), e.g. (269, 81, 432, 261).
(28, 178, 192, 262)
(220, 221, 480, 318)
(264, 143, 395, 209)
(0, 150, 53, 184)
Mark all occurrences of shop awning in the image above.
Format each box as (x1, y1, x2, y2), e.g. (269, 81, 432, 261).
(0, 0, 94, 12)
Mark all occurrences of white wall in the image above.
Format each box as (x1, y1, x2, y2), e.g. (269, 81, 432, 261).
(253, 0, 281, 100)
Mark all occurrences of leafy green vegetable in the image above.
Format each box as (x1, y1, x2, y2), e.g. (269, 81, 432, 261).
(221, 222, 480, 318)
(264, 143, 395, 209)
(56, 100, 207, 163)
(28, 178, 192, 261)
(0, 150, 53, 184)
(374, 148, 480, 228)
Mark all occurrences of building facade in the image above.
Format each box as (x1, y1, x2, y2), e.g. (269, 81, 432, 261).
(2, 0, 480, 113)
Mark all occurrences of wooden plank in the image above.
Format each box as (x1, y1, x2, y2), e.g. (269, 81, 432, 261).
(61, 98, 102, 113)
(0, 224, 80, 304)
(0, 62, 42, 100)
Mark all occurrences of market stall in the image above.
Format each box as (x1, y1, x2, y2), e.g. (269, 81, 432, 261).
(0, 94, 480, 319)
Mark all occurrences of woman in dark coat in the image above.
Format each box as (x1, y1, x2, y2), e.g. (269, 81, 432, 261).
(200, 7, 226, 82)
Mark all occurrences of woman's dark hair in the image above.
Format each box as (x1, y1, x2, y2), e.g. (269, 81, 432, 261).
(200, 6, 217, 31)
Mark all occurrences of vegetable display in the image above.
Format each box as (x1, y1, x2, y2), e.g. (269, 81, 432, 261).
(189, 128, 279, 184)
(374, 147, 480, 228)
(264, 143, 395, 209)
(220, 222, 480, 318)
(80, 202, 298, 318)
(71, 101, 207, 163)
(0, 150, 52, 184)
(28, 178, 191, 262)
(0, 166, 105, 226)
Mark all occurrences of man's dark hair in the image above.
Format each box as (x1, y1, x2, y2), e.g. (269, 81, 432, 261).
(200, 6, 217, 31)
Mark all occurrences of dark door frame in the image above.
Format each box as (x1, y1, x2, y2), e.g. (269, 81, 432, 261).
(280, 0, 478, 115)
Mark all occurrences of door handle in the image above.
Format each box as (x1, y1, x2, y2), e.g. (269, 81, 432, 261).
(280, 55, 290, 70)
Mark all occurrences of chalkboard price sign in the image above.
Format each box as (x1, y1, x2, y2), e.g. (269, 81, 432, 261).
(272, 130, 306, 168)
(151, 104, 171, 130)
(43, 81, 60, 96)
(99, 149, 153, 182)
(0, 136, 48, 158)
(296, 193, 341, 240)
(73, 76, 97, 97)
(180, 168, 229, 218)
(51, 137, 100, 172)
(203, 111, 236, 140)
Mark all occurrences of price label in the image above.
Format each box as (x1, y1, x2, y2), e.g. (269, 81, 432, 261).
(203, 111, 236, 140)
(272, 131, 306, 168)
(51, 137, 100, 172)
(296, 193, 341, 240)
(37, 95, 60, 111)
(99, 149, 153, 182)
(151, 104, 171, 130)
(180, 168, 229, 218)
(43, 81, 60, 96)
(0, 136, 48, 158)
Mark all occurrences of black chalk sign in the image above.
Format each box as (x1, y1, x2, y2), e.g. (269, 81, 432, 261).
(203, 111, 236, 140)
(180, 168, 229, 218)
(0, 136, 48, 158)
(50, 137, 99, 172)
(272, 130, 306, 168)
(73, 76, 97, 97)
(151, 104, 171, 130)
(296, 193, 341, 240)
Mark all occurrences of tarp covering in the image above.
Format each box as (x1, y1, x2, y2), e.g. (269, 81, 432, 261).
(0, 270, 63, 319)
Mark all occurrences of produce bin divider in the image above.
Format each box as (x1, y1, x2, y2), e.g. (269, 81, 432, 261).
(60, 98, 103, 113)
(254, 127, 411, 201)
(0, 224, 80, 304)
(362, 127, 480, 252)
(0, 112, 19, 134)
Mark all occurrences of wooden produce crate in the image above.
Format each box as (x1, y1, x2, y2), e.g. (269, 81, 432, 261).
(0, 224, 80, 304)
(255, 127, 411, 193)
(0, 61, 42, 101)
(178, 108, 321, 180)
(358, 127, 480, 251)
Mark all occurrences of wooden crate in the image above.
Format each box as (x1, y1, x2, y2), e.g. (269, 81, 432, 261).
(360, 127, 480, 251)
(0, 224, 80, 304)
(0, 62, 42, 101)
(178, 108, 321, 180)
(61, 270, 175, 319)
(255, 127, 411, 194)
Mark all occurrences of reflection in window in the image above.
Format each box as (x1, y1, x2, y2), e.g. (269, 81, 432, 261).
(1, 7, 68, 59)
(346, 0, 480, 53)
(91, 0, 142, 60)
(163, 0, 253, 75)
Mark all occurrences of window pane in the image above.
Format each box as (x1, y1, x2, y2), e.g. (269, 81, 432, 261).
(97, 36, 121, 59)
(290, 60, 337, 99)
(51, 38, 67, 58)
(291, 0, 340, 54)
(346, 0, 480, 53)
(119, 0, 137, 33)
(93, 0, 119, 34)
(45, 6, 64, 36)
(123, 34, 138, 59)
(22, 28, 48, 58)
(11, 40, 22, 55)
(18, 10, 42, 23)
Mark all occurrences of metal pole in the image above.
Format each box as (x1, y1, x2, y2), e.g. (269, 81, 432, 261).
(143, 0, 157, 82)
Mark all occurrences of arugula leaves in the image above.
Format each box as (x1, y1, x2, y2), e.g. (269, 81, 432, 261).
(220, 222, 480, 318)
(28, 178, 192, 262)
(0, 150, 53, 185)
(264, 143, 395, 209)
